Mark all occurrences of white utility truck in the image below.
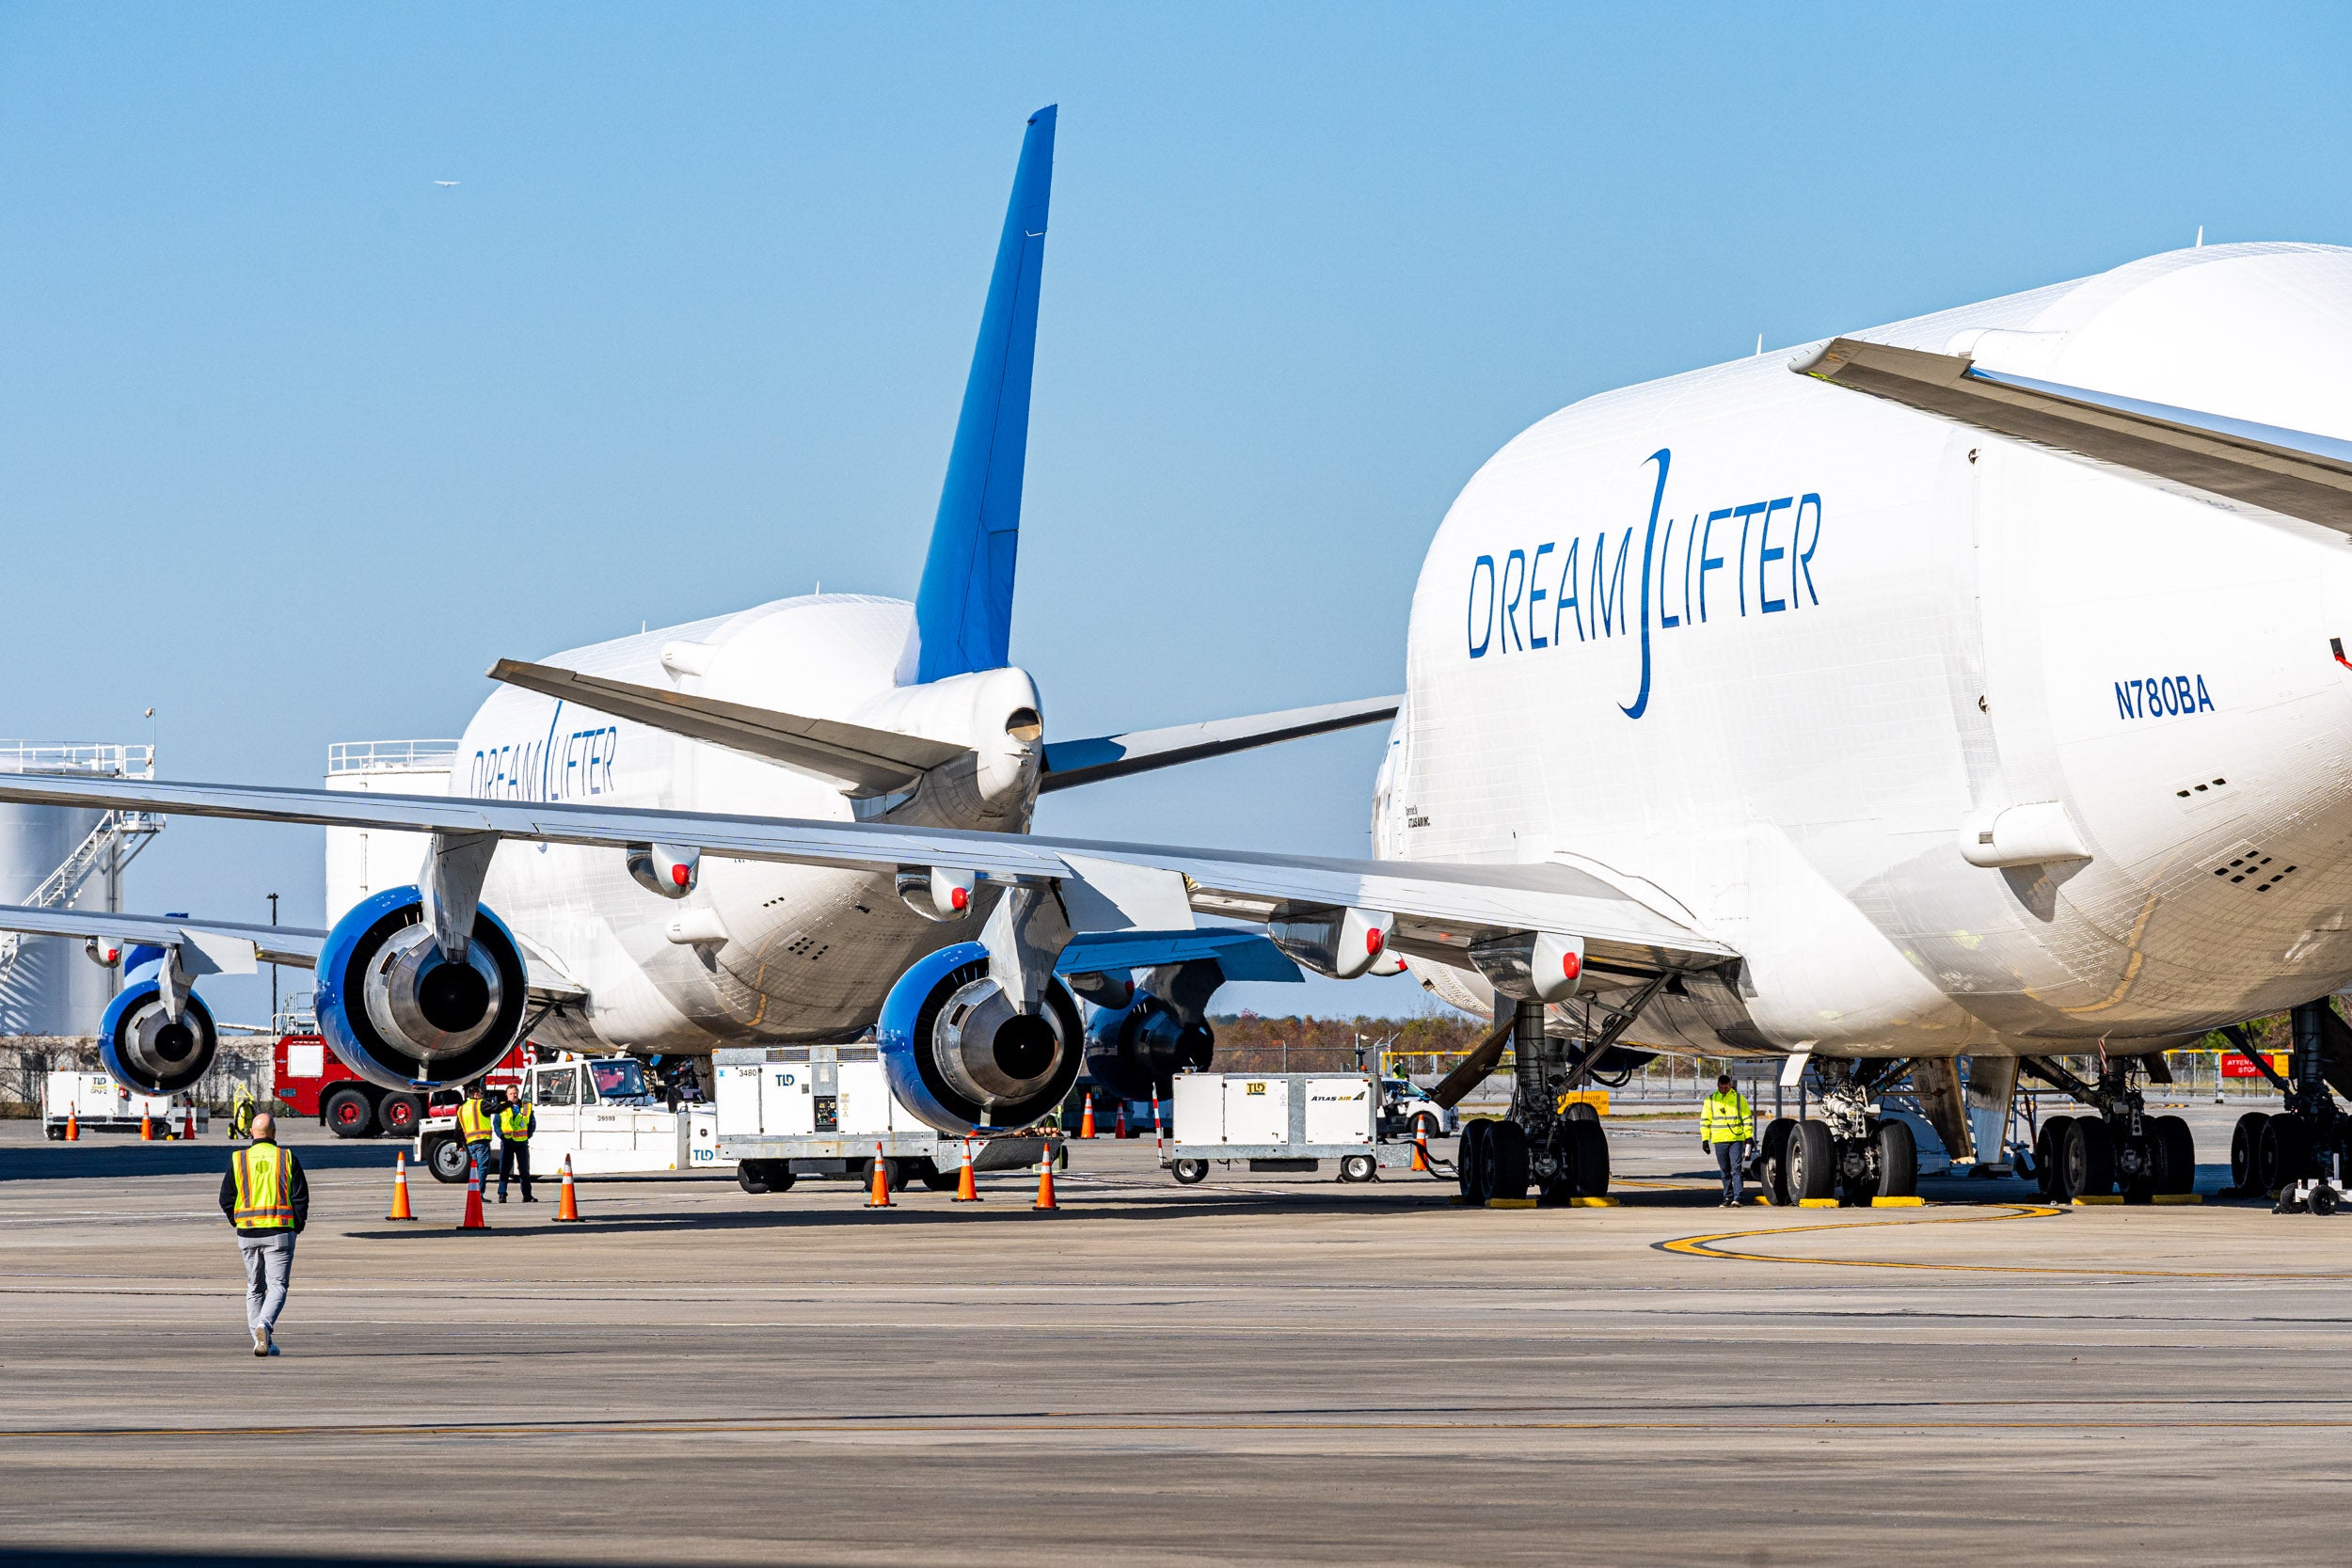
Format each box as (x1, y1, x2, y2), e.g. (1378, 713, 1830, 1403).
(715, 1042, 1054, 1194)
(418, 1055, 723, 1182)
(1164, 1070, 1420, 1185)
(42, 1071, 205, 1139)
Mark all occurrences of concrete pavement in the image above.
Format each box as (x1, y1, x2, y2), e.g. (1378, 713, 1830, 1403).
(0, 1103, 2343, 1566)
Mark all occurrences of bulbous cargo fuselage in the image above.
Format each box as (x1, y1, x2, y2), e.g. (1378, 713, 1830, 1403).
(1383, 243, 2352, 1057)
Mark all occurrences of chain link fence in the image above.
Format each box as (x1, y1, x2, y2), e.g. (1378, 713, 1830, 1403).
(0, 1034, 272, 1117)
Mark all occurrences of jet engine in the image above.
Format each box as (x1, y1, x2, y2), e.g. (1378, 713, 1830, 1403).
(314, 886, 530, 1091)
(877, 941, 1084, 1132)
(1082, 991, 1214, 1103)
(98, 959, 219, 1096)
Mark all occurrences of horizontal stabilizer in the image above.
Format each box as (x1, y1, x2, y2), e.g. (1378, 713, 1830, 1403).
(1041, 695, 1401, 793)
(1057, 928, 1301, 983)
(489, 658, 971, 797)
(1795, 336, 2352, 535)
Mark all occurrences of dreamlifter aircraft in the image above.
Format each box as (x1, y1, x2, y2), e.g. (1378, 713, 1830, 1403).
(16, 207, 2352, 1204)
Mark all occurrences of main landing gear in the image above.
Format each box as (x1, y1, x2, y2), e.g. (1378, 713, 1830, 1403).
(1756, 1058, 1916, 1206)
(1455, 995, 1642, 1207)
(2019, 1053, 2195, 1202)
(2222, 1001, 2352, 1213)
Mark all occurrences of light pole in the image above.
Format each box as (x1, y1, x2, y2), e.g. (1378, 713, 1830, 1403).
(267, 893, 278, 1028)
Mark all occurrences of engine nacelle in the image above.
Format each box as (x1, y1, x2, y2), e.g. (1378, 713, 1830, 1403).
(1084, 992, 1214, 1103)
(314, 886, 530, 1091)
(98, 961, 219, 1096)
(877, 941, 1084, 1132)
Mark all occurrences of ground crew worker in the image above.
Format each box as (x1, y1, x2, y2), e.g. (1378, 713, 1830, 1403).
(1701, 1072, 1756, 1207)
(457, 1082, 496, 1188)
(230, 1083, 256, 1140)
(218, 1110, 307, 1355)
(497, 1090, 537, 1203)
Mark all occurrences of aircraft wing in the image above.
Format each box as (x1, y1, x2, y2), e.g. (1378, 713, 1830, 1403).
(0, 903, 325, 971)
(1794, 336, 2352, 535)
(0, 775, 1735, 983)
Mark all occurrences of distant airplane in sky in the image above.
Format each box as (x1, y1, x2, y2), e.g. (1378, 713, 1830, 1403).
(433, 180, 459, 188)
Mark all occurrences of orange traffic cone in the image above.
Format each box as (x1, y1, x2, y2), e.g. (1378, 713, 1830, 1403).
(554, 1154, 580, 1222)
(953, 1140, 980, 1202)
(459, 1157, 488, 1229)
(1412, 1130, 1430, 1173)
(1115, 1103, 1129, 1140)
(866, 1142, 895, 1208)
(183, 1105, 199, 1141)
(387, 1151, 417, 1221)
(64, 1105, 78, 1141)
(1032, 1151, 1058, 1211)
(1079, 1094, 1097, 1139)
(139, 1114, 153, 1142)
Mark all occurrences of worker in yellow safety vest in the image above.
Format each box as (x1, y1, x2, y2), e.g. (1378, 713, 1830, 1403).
(217, 1111, 308, 1356)
(1700, 1073, 1756, 1208)
(230, 1083, 256, 1140)
(456, 1082, 497, 1189)
(496, 1092, 537, 1204)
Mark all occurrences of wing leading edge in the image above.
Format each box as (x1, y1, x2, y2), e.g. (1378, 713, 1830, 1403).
(1794, 335, 2352, 535)
(0, 774, 1736, 983)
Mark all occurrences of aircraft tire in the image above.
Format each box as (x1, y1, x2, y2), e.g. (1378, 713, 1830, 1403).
(1566, 1118, 1610, 1196)
(1787, 1120, 1836, 1202)
(2063, 1117, 2115, 1196)
(2152, 1115, 2197, 1196)
(2231, 1112, 2270, 1192)
(1458, 1119, 1492, 1205)
(1758, 1118, 1795, 1206)
(1483, 1120, 1530, 1202)
(2260, 1117, 2312, 1194)
(1874, 1117, 1917, 1198)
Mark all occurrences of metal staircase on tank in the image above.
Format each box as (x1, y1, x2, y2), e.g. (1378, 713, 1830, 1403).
(0, 742, 164, 986)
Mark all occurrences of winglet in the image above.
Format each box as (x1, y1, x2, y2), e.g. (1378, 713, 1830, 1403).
(910, 106, 1057, 685)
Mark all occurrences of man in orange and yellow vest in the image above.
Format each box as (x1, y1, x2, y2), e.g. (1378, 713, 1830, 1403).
(218, 1111, 309, 1355)
(457, 1082, 497, 1189)
(1701, 1073, 1756, 1209)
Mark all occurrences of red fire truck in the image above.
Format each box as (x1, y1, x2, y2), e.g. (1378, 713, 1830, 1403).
(272, 1031, 527, 1139)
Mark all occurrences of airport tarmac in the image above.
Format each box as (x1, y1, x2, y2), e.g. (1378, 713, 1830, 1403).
(0, 1101, 2344, 1566)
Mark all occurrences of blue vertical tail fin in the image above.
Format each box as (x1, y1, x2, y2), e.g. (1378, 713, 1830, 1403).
(909, 105, 1055, 685)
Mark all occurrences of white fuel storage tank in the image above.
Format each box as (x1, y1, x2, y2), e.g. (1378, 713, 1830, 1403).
(0, 743, 160, 1036)
(324, 740, 457, 924)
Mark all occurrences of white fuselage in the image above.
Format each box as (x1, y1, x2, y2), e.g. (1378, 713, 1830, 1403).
(430, 595, 1039, 1053)
(1380, 243, 2352, 1059)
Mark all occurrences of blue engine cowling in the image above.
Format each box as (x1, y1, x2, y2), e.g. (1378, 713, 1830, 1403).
(1084, 992, 1214, 1103)
(315, 886, 531, 1091)
(98, 959, 219, 1096)
(878, 941, 1085, 1133)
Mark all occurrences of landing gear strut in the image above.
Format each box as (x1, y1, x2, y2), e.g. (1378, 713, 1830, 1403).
(2222, 1002, 2350, 1212)
(1758, 1058, 1916, 1205)
(2019, 1053, 2195, 1202)
(1456, 985, 1660, 1207)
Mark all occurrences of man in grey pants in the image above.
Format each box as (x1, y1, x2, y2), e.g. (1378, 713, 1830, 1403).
(218, 1111, 309, 1356)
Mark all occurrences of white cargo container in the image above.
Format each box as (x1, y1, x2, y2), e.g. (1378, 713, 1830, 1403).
(714, 1042, 1054, 1195)
(42, 1070, 205, 1139)
(1166, 1070, 1414, 1185)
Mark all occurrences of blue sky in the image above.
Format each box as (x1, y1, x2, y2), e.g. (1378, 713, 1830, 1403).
(4, 3, 2349, 1026)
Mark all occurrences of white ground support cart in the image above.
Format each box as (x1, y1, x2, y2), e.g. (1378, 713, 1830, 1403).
(42, 1071, 206, 1139)
(1164, 1070, 1420, 1184)
(714, 1042, 1054, 1194)
(417, 1055, 722, 1182)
